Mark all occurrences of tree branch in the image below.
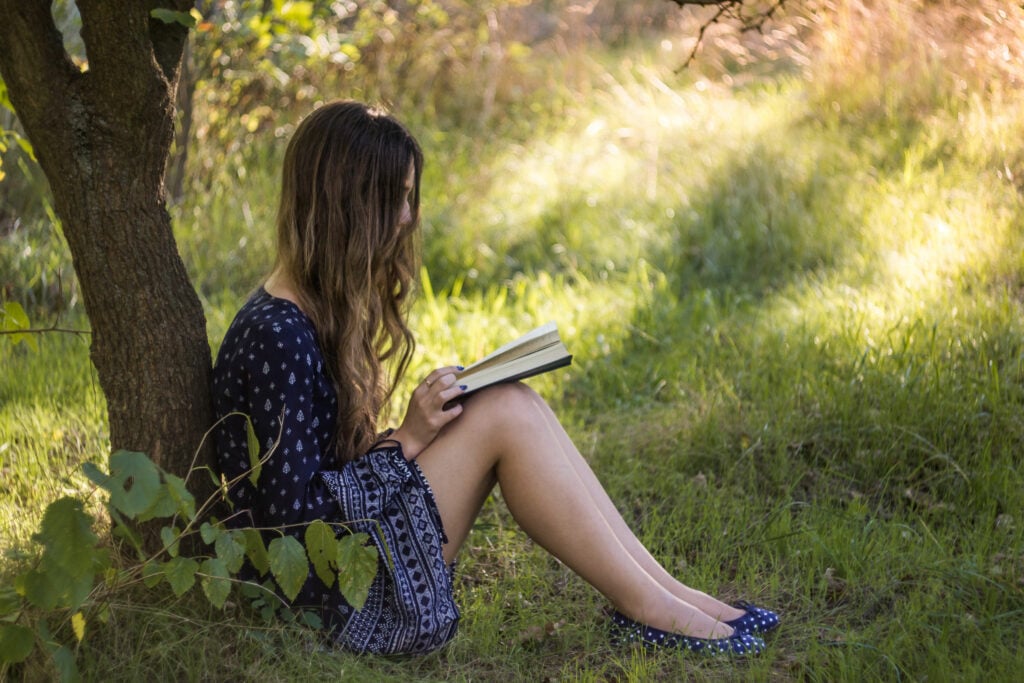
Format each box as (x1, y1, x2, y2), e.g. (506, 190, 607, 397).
(0, 325, 91, 337)
(0, 0, 79, 149)
(146, 0, 194, 85)
(77, 0, 159, 100)
(663, 0, 789, 67)
(663, 0, 743, 5)
(75, 0, 191, 120)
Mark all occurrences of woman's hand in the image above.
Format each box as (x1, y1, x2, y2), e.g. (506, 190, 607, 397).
(390, 366, 466, 459)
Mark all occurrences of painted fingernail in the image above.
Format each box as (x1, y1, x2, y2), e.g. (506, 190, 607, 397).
(459, 385, 468, 391)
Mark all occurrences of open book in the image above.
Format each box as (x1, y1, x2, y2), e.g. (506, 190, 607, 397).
(454, 322, 572, 396)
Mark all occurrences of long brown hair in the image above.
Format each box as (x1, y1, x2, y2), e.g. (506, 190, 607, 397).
(274, 101, 422, 462)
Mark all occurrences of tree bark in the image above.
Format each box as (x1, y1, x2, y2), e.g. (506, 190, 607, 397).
(166, 38, 195, 205)
(0, 1, 213, 527)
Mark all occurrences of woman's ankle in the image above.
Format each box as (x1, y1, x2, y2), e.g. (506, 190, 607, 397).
(619, 597, 734, 640)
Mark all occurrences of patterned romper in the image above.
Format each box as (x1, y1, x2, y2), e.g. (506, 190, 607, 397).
(212, 289, 459, 655)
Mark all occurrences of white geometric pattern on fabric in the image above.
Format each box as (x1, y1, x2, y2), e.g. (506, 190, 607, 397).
(212, 289, 459, 654)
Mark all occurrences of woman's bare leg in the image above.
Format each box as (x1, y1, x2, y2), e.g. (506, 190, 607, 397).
(414, 382, 735, 639)
(531, 399, 746, 623)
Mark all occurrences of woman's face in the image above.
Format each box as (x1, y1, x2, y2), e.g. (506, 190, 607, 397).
(398, 161, 415, 228)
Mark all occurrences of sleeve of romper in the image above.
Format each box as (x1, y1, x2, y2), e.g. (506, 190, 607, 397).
(239, 321, 341, 528)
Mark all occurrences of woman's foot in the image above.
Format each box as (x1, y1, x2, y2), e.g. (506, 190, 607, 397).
(609, 610, 765, 656)
(624, 596, 735, 640)
(665, 586, 747, 623)
(724, 601, 780, 635)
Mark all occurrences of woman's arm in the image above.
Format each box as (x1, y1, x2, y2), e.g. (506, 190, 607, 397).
(216, 320, 341, 528)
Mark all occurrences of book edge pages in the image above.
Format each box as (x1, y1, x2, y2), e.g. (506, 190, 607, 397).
(459, 342, 571, 393)
(458, 322, 560, 374)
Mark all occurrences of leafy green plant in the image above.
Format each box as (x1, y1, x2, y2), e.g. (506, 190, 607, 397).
(0, 302, 36, 351)
(0, 429, 379, 681)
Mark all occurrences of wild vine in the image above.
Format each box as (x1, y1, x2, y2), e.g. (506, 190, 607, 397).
(0, 419, 380, 681)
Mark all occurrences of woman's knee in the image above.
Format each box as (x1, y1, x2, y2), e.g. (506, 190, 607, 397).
(460, 382, 546, 436)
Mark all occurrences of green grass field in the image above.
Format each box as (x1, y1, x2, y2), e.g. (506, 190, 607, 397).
(3, 3, 1024, 680)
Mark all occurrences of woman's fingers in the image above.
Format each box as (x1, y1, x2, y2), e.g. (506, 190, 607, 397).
(424, 373, 465, 412)
(420, 366, 464, 398)
(423, 366, 460, 387)
(395, 368, 466, 459)
(438, 380, 465, 405)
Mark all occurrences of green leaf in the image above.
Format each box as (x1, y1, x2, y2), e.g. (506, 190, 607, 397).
(31, 497, 102, 610)
(238, 581, 264, 601)
(164, 472, 196, 520)
(298, 610, 323, 629)
(304, 520, 337, 588)
(160, 525, 180, 558)
(65, 572, 95, 613)
(245, 416, 262, 486)
(336, 533, 378, 610)
(215, 530, 246, 574)
(90, 547, 112, 574)
(1, 301, 37, 352)
(150, 8, 197, 28)
(242, 529, 270, 575)
(141, 561, 164, 588)
(36, 497, 98, 567)
(163, 556, 199, 596)
(51, 644, 80, 683)
(1, 301, 29, 330)
(199, 558, 231, 609)
(33, 618, 78, 680)
(16, 568, 59, 610)
(137, 482, 179, 522)
(200, 521, 220, 545)
(0, 623, 34, 664)
(81, 461, 109, 488)
(268, 535, 307, 602)
(106, 451, 162, 517)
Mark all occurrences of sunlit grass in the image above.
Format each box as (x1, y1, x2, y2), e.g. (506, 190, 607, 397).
(0, 332, 106, 549)
(421, 61, 804, 289)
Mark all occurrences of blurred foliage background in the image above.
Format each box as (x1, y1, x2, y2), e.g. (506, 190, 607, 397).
(3, 0, 1023, 317)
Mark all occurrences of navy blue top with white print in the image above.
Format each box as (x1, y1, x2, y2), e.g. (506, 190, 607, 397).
(212, 289, 340, 527)
(212, 288, 459, 654)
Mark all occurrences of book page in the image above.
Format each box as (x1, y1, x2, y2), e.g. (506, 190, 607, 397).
(458, 342, 571, 393)
(453, 322, 571, 394)
(458, 322, 560, 374)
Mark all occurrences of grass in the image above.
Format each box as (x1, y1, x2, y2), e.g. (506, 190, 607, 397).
(3, 1, 1024, 679)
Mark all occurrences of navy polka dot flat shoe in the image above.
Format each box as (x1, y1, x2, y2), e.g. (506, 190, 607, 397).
(724, 601, 780, 635)
(609, 610, 765, 656)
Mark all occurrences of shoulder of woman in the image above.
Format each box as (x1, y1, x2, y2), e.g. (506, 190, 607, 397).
(220, 300, 319, 369)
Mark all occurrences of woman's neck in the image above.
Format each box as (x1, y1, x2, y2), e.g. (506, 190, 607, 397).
(263, 268, 305, 312)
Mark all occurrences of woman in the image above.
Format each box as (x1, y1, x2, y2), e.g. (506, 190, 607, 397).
(212, 100, 779, 656)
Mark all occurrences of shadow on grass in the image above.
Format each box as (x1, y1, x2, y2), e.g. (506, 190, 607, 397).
(663, 139, 856, 301)
(549, 100, 1024, 681)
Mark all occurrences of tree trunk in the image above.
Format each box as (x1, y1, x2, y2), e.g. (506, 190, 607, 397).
(0, 1, 213, 542)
